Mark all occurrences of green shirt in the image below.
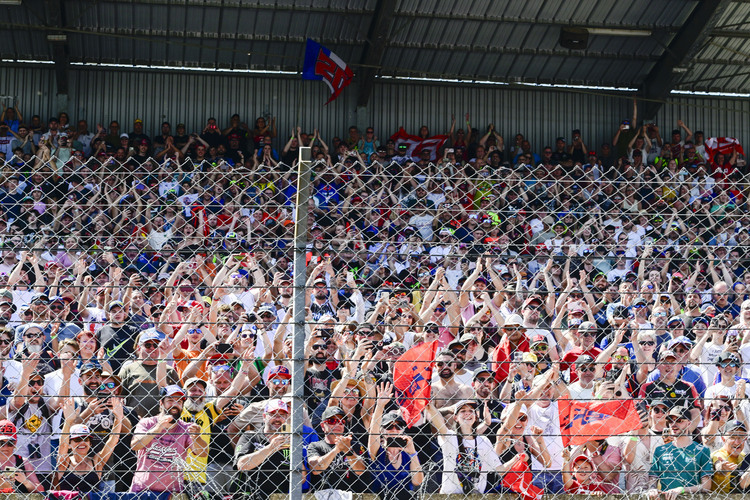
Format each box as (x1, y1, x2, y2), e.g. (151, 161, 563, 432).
(650, 441, 712, 491)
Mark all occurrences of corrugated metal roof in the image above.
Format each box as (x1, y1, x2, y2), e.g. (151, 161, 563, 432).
(1, 0, 750, 92)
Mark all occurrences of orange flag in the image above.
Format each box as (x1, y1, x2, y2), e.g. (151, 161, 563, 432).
(393, 340, 438, 428)
(558, 399, 642, 446)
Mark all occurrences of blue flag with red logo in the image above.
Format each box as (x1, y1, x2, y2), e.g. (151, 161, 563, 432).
(302, 39, 354, 105)
(394, 340, 438, 428)
(558, 398, 641, 446)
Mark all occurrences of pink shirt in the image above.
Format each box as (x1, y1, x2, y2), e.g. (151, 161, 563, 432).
(130, 416, 192, 493)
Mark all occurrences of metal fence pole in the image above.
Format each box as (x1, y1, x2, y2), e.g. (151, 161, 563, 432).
(290, 147, 312, 500)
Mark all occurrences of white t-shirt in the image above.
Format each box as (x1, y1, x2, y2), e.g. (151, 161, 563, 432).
(439, 432, 501, 494)
(698, 342, 724, 386)
(568, 382, 594, 401)
(44, 369, 84, 439)
(527, 402, 564, 470)
(525, 327, 558, 351)
(704, 382, 750, 407)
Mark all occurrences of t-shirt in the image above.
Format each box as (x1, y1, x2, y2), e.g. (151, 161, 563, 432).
(304, 364, 341, 412)
(98, 323, 140, 373)
(130, 417, 193, 493)
(438, 432, 500, 494)
(712, 448, 744, 493)
(234, 431, 290, 499)
(118, 362, 179, 418)
(179, 403, 219, 483)
(306, 439, 368, 492)
(650, 441, 712, 491)
(638, 379, 701, 412)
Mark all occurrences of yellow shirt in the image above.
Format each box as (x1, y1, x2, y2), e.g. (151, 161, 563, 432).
(180, 402, 219, 483)
(711, 447, 745, 493)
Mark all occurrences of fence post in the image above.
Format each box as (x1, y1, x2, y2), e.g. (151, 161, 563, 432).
(290, 147, 312, 500)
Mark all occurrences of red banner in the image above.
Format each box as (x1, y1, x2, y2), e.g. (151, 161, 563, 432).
(502, 454, 544, 500)
(704, 137, 745, 161)
(393, 340, 438, 428)
(389, 128, 449, 162)
(558, 399, 641, 446)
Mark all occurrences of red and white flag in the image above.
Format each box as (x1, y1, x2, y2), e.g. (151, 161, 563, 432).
(393, 340, 438, 427)
(704, 137, 745, 161)
(389, 128, 449, 162)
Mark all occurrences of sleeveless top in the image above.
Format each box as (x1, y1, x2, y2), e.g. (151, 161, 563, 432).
(57, 462, 101, 493)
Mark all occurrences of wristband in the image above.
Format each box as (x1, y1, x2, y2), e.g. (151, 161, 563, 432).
(407, 452, 418, 459)
(680, 487, 685, 494)
(630, 437, 639, 442)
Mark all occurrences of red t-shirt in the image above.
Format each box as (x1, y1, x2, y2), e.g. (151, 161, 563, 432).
(491, 336, 530, 384)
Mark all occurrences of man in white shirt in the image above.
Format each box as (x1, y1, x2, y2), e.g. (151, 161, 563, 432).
(567, 355, 596, 401)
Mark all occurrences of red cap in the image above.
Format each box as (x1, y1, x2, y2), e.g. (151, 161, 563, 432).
(0, 420, 17, 442)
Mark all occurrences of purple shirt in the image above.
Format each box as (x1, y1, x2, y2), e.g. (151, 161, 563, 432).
(130, 416, 192, 493)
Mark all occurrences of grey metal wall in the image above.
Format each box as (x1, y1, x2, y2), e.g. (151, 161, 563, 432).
(2, 64, 750, 150)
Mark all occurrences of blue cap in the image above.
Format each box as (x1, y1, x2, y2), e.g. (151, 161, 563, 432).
(80, 362, 102, 374)
(160, 384, 185, 398)
(29, 292, 49, 304)
(139, 328, 164, 344)
(668, 336, 693, 348)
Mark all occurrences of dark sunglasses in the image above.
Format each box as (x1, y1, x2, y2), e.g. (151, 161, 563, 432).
(49, 304, 65, 311)
(532, 344, 548, 352)
(0, 339, 10, 346)
(436, 361, 452, 368)
(639, 341, 656, 346)
(312, 344, 327, 350)
(142, 342, 160, 349)
(578, 366, 595, 373)
(24, 333, 43, 339)
(28, 380, 43, 387)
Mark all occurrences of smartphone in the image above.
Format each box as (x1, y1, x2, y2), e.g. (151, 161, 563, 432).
(385, 437, 408, 448)
(280, 422, 290, 435)
(513, 352, 523, 362)
(216, 343, 234, 354)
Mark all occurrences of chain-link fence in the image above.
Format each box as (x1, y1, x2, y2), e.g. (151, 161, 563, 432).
(0, 131, 747, 500)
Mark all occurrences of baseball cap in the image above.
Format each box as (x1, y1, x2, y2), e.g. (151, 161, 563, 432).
(667, 336, 693, 349)
(0, 420, 16, 442)
(48, 295, 65, 305)
(612, 305, 630, 319)
(80, 362, 102, 375)
(264, 399, 290, 414)
(321, 406, 346, 420)
(716, 351, 740, 365)
(530, 334, 547, 347)
(575, 354, 595, 366)
(522, 294, 543, 308)
(107, 300, 125, 311)
(666, 406, 691, 420)
(633, 297, 647, 307)
(578, 321, 596, 333)
(453, 400, 478, 415)
(658, 350, 678, 361)
(160, 384, 185, 398)
(667, 316, 684, 327)
(472, 366, 492, 380)
(648, 399, 668, 409)
(139, 328, 164, 344)
(69, 424, 92, 439)
(381, 411, 407, 427)
(265, 365, 291, 384)
(30, 292, 49, 304)
(723, 419, 747, 433)
(184, 377, 208, 390)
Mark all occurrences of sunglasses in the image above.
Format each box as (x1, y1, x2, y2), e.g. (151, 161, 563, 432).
(384, 424, 403, 431)
(436, 361, 453, 368)
(324, 417, 345, 426)
(532, 344, 548, 352)
(70, 436, 89, 443)
(639, 341, 656, 346)
(578, 366, 595, 373)
(28, 380, 43, 387)
(342, 388, 360, 396)
(435, 307, 446, 313)
(580, 332, 595, 338)
(187, 328, 202, 335)
(0, 441, 14, 448)
(612, 354, 629, 361)
(49, 304, 65, 311)
(720, 362, 740, 368)
(475, 376, 493, 383)
(633, 304, 646, 309)
(99, 382, 117, 390)
(142, 342, 160, 349)
(24, 333, 43, 339)
(312, 344, 327, 350)
(651, 406, 665, 414)
(270, 379, 290, 385)
(0, 339, 10, 346)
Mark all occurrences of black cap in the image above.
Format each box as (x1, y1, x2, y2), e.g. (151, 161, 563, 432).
(716, 351, 740, 365)
(575, 354, 595, 366)
(648, 399, 668, 409)
(612, 305, 629, 319)
(321, 406, 346, 421)
(666, 406, 691, 420)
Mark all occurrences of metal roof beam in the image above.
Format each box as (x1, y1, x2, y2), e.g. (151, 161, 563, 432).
(356, 0, 398, 107)
(44, 0, 70, 96)
(639, 0, 732, 118)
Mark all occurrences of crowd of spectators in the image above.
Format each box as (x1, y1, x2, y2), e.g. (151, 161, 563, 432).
(0, 98, 749, 499)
